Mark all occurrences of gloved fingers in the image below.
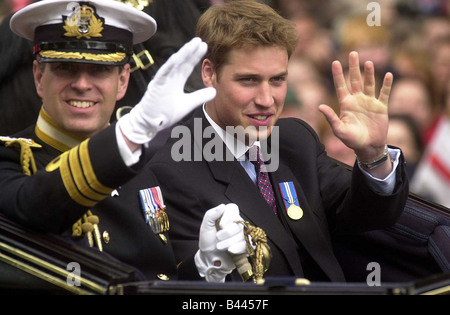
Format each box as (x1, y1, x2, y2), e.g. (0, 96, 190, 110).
(154, 37, 207, 84)
(218, 203, 242, 229)
(228, 241, 248, 255)
(216, 232, 246, 252)
(215, 203, 246, 253)
(216, 222, 242, 241)
(173, 87, 216, 125)
(175, 37, 208, 73)
(199, 204, 226, 251)
(183, 87, 216, 110)
(201, 203, 226, 229)
(167, 37, 206, 69)
(199, 229, 218, 251)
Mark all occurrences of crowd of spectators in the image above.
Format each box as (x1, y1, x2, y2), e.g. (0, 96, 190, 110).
(0, 0, 32, 21)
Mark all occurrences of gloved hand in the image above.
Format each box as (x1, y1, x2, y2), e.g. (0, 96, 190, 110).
(195, 203, 248, 283)
(118, 37, 216, 144)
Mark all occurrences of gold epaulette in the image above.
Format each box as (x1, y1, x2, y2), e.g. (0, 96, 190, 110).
(0, 136, 42, 175)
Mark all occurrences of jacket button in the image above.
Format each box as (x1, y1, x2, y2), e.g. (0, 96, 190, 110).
(102, 230, 110, 244)
(157, 274, 169, 281)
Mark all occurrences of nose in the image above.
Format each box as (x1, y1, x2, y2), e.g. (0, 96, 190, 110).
(255, 82, 274, 107)
(70, 71, 93, 92)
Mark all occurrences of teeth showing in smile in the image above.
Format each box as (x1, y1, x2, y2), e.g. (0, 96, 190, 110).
(69, 100, 94, 108)
(252, 115, 268, 121)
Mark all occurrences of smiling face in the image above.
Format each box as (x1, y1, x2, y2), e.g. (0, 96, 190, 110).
(33, 61, 129, 139)
(203, 45, 288, 144)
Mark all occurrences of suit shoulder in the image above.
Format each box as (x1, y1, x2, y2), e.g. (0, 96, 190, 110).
(276, 117, 320, 141)
(277, 117, 315, 130)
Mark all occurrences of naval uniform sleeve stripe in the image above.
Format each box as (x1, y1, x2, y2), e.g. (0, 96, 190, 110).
(60, 150, 97, 207)
(69, 145, 109, 202)
(79, 140, 113, 195)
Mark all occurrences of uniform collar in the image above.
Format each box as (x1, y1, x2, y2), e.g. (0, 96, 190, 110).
(35, 107, 83, 152)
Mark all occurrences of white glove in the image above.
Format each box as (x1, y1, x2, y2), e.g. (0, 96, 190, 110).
(195, 204, 247, 283)
(118, 37, 216, 144)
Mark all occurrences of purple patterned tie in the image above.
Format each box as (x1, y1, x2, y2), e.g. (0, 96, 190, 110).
(248, 146, 277, 214)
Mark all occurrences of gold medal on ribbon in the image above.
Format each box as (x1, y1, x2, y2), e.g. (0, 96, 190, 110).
(287, 203, 303, 220)
(279, 181, 304, 221)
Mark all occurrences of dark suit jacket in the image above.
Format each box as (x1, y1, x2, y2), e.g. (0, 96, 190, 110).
(149, 107, 409, 282)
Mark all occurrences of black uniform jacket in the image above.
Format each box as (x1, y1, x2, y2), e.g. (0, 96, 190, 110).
(149, 107, 409, 282)
(0, 118, 185, 281)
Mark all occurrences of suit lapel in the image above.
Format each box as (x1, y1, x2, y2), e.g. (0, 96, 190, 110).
(208, 158, 304, 276)
(270, 162, 345, 281)
(189, 110, 303, 276)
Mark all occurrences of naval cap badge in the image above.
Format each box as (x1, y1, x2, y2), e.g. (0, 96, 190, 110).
(63, 3, 104, 39)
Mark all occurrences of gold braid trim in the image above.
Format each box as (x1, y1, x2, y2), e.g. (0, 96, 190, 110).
(4, 139, 42, 175)
(39, 51, 126, 63)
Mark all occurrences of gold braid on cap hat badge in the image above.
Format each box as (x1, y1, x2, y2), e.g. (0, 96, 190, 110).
(39, 51, 126, 63)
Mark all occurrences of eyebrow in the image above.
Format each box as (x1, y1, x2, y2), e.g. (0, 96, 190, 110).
(233, 71, 288, 79)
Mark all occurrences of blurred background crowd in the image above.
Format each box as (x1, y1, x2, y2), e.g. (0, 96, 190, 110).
(1, 0, 449, 208)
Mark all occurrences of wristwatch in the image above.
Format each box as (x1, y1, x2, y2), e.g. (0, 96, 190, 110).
(356, 145, 389, 170)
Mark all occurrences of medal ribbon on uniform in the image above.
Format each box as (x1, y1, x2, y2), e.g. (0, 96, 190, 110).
(139, 186, 169, 243)
(278, 182, 303, 220)
(150, 186, 165, 210)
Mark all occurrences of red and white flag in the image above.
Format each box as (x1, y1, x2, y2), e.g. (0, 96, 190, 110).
(411, 115, 450, 208)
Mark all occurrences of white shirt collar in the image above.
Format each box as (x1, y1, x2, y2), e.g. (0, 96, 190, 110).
(202, 104, 260, 161)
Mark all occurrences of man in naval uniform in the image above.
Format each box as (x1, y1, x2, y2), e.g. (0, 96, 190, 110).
(0, 0, 248, 282)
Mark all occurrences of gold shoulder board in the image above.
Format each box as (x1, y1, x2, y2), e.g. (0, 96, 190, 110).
(0, 136, 42, 148)
(0, 136, 42, 175)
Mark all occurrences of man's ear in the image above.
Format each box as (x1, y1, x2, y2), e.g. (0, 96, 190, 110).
(202, 58, 216, 87)
(116, 63, 130, 101)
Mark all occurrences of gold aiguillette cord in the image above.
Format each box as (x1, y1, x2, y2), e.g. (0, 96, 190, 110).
(216, 218, 272, 283)
(235, 220, 272, 282)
